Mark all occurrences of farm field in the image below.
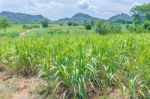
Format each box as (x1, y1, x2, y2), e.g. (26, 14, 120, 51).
(0, 24, 150, 99)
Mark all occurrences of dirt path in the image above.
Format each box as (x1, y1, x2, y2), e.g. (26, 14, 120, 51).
(19, 29, 31, 37)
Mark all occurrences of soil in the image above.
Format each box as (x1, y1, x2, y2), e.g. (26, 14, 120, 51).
(0, 63, 129, 99)
(0, 71, 52, 99)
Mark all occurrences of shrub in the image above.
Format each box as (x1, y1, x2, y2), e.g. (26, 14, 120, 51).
(72, 23, 78, 26)
(143, 21, 150, 30)
(84, 20, 95, 30)
(22, 25, 32, 29)
(60, 23, 63, 26)
(85, 24, 92, 30)
(22, 24, 40, 29)
(0, 17, 10, 32)
(67, 22, 78, 26)
(95, 21, 122, 34)
(30, 24, 40, 28)
(127, 25, 144, 33)
(41, 19, 49, 28)
(67, 22, 73, 26)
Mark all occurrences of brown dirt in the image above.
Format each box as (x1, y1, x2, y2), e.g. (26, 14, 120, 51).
(0, 71, 51, 99)
(93, 87, 129, 99)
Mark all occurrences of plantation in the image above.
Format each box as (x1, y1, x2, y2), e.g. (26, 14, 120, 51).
(0, 27, 150, 98)
(0, 2, 150, 99)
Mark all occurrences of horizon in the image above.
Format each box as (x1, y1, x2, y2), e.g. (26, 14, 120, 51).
(0, 0, 149, 20)
(0, 11, 131, 21)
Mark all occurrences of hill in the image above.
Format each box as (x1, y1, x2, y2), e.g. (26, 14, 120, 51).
(55, 13, 101, 24)
(0, 11, 49, 23)
(109, 13, 133, 23)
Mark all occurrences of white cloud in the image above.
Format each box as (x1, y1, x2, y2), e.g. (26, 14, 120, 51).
(78, 0, 90, 9)
(78, 0, 98, 13)
(0, 0, 149, 20)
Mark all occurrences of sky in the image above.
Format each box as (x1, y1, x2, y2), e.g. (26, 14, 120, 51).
(0, 0, 149, 20)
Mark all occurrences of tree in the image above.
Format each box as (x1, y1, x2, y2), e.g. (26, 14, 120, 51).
(143, 21, 150, 30)
(133, 14, 142, 24)
(84, 20, 94, 30)
(67, 22, 73, 26)
(0, 17, 10, 32)
(95, 21, 110, 34)
(41, 19, 48, 28)
(85, 24, 92, 30)
(94, 21, 122, 34)
(131, 3, 150, 24)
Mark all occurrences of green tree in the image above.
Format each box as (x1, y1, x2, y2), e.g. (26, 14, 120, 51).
(95, 21, 122, 34)
(0, 17, 10, 32)
(143, 21, 150, 30)
(131, 3, 150, 24)
(67, 22, 73, 26)
(41, 19, 48, 28)
(85, 24, 91, 30)
(133, 14, 142, 24)
(84, 20, 94, 30)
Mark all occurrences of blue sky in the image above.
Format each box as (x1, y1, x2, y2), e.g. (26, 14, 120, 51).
(0, 0, 149, 20)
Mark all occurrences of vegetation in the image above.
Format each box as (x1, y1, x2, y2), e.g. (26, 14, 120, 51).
(0, 33, 150, 99)
(0, 17, 10, 32)
(131, 3, 150, 24)
(0, 2, 150, 99)
(67, 22, 78, 26)
(94, 21, 122, 34)
(41, 19, 49, 28)
(85, 24, 92, 30)
(109, 13, 133, 24)
(0, 11, 47, 23)
(22, 24, 40, 29)
(143, 21, 150, 30)
(84, 20, 94, 30)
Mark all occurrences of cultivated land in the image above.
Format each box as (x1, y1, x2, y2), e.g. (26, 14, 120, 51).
(0, 24, 150, 99)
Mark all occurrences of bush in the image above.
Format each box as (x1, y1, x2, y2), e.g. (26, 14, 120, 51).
(127, 25, 144, 33)
(95, 21, 122, 34)
(22, 25, 32, 29)
(30, 24, 40, 28)
(84, 20, 95, 30)
(72, 23, 78, 26)
(60, 23, 63, 26)
(22, 24, 40, 29)
(143, 21, 150, 30)
(67, 22, 73, 26)
(41, 19, 49, 28)
(85, 24, 92, 30)
(67, 22, 78, 26)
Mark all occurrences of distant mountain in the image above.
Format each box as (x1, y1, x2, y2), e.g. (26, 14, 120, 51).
(0, 11, 50, 23)
(108, 13, 133, 23)
(55, 13, 101, 24)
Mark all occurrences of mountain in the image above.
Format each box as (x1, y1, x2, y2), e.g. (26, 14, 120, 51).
(108, 13, 133, 23)
(55, 13, 101, 24)
(0, 11, 49, 23)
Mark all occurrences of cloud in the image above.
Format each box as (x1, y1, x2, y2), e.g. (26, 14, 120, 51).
(78, 0, 98, 13)
(0, 0, 149, 20)
(78, 0, 90, 9)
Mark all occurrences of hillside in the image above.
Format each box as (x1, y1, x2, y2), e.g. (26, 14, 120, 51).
(0, 11, 49, 23)
(109, 13, 133, 23)
(55, 13, 101, 24)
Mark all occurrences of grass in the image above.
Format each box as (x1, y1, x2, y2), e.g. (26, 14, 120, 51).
(0, 24, 26, 38)
(0, 26, 150, 99)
